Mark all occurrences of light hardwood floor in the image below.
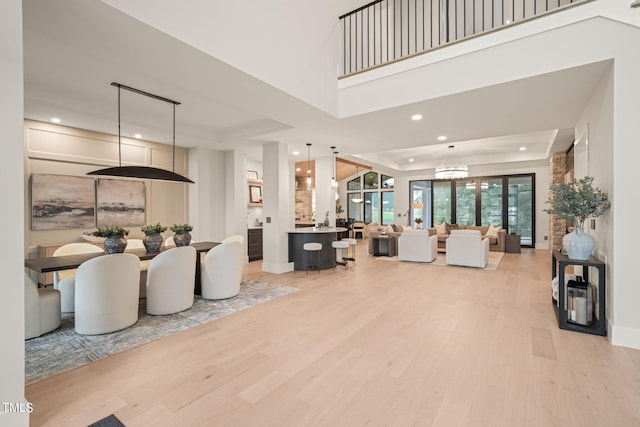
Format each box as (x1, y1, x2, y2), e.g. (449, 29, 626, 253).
(25, 242, 640, 426)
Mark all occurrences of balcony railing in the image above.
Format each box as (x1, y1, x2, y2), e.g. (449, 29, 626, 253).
(339, 0, 589, 77)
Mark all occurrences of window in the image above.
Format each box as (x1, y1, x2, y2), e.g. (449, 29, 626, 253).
(364, 171, 378, 189)
(381, 174, 394, 189)
(455, 179, 476, 225)
(432, 181, 452, 225)
(381, 192, 394, 225)
(347, 193, 362, 221)
(409, 181, 430, 227)
(480, 178, 503, 227)
(507, 176, 534, 246)
(364, 192, 379, 223)
(347, 176, 361, 191)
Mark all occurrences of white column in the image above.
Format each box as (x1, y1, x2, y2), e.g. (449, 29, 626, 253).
(314, 155, 336, 226)
(262, 142, 294, 273)
(225, 150, 248, 255)
(188, 147, 226, 242)
(2, 1, 28, 425)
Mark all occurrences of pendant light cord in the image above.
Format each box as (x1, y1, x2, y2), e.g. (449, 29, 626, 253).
(117, 85, 122, 167)
(173, 103, 176, 173)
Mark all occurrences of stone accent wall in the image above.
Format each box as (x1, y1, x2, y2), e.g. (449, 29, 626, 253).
(295, 186, 314, 222)
(549, 152, 569, 251)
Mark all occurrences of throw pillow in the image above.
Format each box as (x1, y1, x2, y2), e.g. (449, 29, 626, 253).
(486, 225, 499, 238)
(385, 225, 394, 234)
(435, 222, 447, 235)
(444, 222, 452, 234)
(395, 224, 403, 232)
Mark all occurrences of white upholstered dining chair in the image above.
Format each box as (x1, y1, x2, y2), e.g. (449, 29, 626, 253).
(24, 273, 61, 340)
(53, 242, 104, 312)
(74, 253, 141, 335)
(145, 246, 196, 315)
(201, 240, 244, 300)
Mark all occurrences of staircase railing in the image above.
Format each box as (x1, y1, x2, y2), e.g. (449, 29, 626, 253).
(339, 0, 590, 77)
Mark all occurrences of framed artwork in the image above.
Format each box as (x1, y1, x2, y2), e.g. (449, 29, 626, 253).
(31, 174, 96, 230)
(96, 178, 146, 227)
(247, 170, 259, 180)
(249, 184, 263, 203)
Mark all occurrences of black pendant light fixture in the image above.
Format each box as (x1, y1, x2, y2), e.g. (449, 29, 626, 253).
(87, 82, 194, 183)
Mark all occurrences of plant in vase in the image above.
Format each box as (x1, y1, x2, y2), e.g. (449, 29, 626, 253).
(170, 223, 193, 247)
(141, 223, 167, 252)
(544, 176, 611, 260)
(414, 218, 423, 229)
(93, 226, 129, 254)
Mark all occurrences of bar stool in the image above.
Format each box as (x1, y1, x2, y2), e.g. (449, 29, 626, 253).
(342, 238, 357, 267)
(303, 242, 322, 274)
(332, 240, 350, 270)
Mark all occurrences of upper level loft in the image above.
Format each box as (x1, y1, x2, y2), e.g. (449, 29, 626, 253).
(339, 0, 591, 77)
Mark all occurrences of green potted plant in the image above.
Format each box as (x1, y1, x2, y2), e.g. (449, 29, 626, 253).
(170, 223, 193, 247)
(93, 226, 130, 254)
(141, 223, 167, 252)
(545, 176, 611, 260)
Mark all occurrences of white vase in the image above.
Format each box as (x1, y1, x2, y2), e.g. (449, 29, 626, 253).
(562, 227, 595, 260)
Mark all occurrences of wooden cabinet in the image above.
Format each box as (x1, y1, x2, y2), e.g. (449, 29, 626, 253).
(248, 228, 263, 261)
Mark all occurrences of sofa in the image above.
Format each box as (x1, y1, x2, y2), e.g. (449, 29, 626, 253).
(426, 223, 505, 252)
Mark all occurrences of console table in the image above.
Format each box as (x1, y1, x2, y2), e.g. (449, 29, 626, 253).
(551, 249, 606, 336)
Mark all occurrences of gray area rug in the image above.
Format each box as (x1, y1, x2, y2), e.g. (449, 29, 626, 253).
(25, 280, 298, 384)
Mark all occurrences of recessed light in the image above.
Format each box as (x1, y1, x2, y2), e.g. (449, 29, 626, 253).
(292, 150, 300, 155)
(411, 114, 423, 121)
(51, 118, 61, 123)
(519, 146, 527, 151)
(437, 135, 447, 141)
(408, 158, 415, 162)
(296, 167, 301, 172)
(134, 133, 142, 139)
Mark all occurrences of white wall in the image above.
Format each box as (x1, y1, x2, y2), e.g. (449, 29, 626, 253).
(24, 120, 190, 248)
(1, 0, 28, 425)
(189, 147, 227, 242)
(102, 0, 343, 116)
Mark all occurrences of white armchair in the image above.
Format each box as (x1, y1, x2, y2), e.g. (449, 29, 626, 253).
(201, 241, 244, 300)
(53, 243, 104, 312)
(25, 273, 61, 340)
(74, 253, 141, 335)
(146, 246, 196, 315)
(398, 232, 437, 263)
(445, 230, 489, 268)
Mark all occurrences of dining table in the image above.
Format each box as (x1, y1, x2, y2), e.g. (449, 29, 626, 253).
(25, 241, 220, 295)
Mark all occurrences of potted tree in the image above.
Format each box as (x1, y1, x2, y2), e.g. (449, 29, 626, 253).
(545, 176, 611, 260)
(141, 223, 167, 252)
(170, 223, 193, 247)
(93, 226, 129, 254)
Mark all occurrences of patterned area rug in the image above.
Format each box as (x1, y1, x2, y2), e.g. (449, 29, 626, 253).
(25, 280, 298, 384)
(376, 251, 504, 270)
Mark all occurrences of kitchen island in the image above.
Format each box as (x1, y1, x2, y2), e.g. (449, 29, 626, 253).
(288, 227, 348, 271)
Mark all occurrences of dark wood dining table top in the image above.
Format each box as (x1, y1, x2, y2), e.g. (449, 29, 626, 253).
(25, 241, 220, 273)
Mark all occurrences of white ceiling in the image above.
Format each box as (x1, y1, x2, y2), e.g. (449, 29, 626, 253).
(22, 0, 610, 175)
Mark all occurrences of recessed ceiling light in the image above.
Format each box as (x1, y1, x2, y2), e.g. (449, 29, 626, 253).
(437, 135, 447, 141)
(134, 133, 142, 139)
(51, 118, 61, 123)
(519, 146, 527, 151)
(292, 150, 300, 155)
(411, 114, 423, 121)
(408, 158, 415, 162)
(296, 167, 301, 172)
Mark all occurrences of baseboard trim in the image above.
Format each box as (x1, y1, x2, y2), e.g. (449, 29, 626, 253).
(262, 261, 294, 274)
(535, 242, 550, 250)
(609, 321, 640, 350)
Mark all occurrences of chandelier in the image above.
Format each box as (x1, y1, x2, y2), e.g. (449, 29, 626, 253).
(435, 164, 468, 179)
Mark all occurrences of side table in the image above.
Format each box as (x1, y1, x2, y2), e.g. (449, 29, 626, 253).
(551, 249, 606, 336)
(372, 235, 397, 256)
(505, 233, 521, 253)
